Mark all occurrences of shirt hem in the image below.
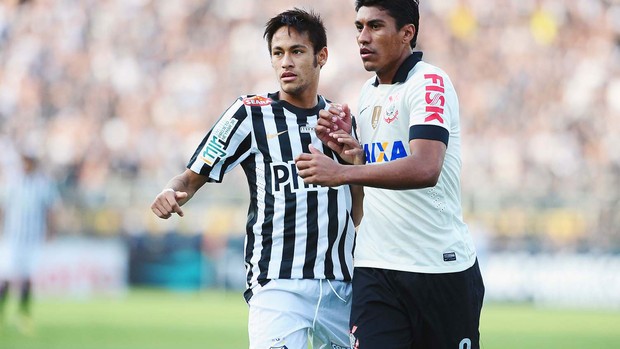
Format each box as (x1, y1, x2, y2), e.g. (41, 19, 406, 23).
(354, 257, 476, 274)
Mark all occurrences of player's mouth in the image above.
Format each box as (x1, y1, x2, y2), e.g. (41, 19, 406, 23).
(281, 71, 297, 82)
(360, 47, 374, 60)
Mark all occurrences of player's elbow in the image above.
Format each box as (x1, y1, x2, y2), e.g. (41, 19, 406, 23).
(416, 165, 442, 188)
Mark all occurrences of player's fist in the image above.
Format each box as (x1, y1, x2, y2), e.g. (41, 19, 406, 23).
(151, 188, 188, 219)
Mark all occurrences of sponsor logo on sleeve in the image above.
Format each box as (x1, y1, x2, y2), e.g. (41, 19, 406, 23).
(201, 119, 238, 166)
(424, 74, 445, 124)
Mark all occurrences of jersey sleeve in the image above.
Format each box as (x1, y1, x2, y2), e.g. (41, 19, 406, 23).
(407, 71, 452, 146)
(187, 97, 252, 183)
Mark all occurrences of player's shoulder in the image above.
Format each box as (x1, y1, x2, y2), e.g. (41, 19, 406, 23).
(407, 61, 456, 91)
(410, 61, 451, 80)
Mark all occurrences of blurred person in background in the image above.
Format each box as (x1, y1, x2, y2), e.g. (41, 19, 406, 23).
(296, 0, 484, 348)
(151, 8, 361, 349)
(0, 150, 60, 334)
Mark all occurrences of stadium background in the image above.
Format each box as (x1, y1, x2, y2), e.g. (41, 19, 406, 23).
(1, 0, 620, 346)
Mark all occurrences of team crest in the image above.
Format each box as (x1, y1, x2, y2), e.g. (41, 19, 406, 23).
(384, 94, 399, 124)
(371, 106, 382, 129)
(243, 96, 272, 106)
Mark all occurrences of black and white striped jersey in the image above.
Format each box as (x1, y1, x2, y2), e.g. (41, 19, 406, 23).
(187, 92, 355, 300)
(3, 172, 59, 247)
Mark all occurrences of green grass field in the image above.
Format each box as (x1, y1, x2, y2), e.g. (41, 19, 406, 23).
(2, 288, 620, 349)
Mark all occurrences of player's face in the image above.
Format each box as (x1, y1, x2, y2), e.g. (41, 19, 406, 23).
(355, 6, 411, 80)
(270, 26, 326, 104)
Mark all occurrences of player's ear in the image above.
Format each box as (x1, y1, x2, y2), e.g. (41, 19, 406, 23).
(318, 47, 328, 68)
(401, 24, 415, 45)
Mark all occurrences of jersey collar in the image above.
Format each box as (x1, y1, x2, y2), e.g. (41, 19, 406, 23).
(270, 92, 326, 116)
(373, 51, 423, 87)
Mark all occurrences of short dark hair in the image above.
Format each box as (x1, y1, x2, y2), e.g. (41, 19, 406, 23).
(264, 8, 327, 55)
(355, 0, 420, 48)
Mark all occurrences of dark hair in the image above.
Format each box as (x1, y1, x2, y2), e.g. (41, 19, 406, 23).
(355, 0, 420, 48)
(264, 8, 327, 54)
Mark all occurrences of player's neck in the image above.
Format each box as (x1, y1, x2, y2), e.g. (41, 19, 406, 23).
(278, 89, 319, 109)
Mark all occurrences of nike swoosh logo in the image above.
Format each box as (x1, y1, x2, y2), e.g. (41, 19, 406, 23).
(266, 130, 288, 139)
(359, 106, 371, 115)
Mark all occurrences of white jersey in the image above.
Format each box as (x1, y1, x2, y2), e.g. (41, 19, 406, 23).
(355, 52, 477, 274)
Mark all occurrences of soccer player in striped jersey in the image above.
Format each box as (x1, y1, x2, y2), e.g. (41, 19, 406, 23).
(0, 151, 60, 334)
(151, 8, 360, 349)
(296, 1, 485, 348)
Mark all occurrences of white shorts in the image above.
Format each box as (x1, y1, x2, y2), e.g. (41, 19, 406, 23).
(248, 278, 352, 349)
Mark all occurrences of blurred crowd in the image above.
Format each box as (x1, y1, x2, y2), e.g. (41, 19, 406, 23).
(0, 0, 619, 252)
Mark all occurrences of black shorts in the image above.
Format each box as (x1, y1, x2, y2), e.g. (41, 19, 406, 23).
(349, 260, 485, 349)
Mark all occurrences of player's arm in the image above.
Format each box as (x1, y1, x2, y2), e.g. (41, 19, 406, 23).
(339, 138, 445, 189)
(296, 137, 445, 189)
(151, 169, 209, 219)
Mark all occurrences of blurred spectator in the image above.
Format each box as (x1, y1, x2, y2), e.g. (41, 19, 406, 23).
(0, 0, 618, 252)
(0, 150, 61, 334)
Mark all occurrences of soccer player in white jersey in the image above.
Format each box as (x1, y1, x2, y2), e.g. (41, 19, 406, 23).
(0, 152, 60, 334)
(151, 9, 360, 349)
(295, 1, 485, 348)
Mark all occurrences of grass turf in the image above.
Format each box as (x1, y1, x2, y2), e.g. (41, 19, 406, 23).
(1, 289, 620, 349)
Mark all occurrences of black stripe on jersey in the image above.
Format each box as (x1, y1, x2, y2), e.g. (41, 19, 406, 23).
(337, 211, 352, 280)
(273, 104, 297, 279)
(317, 143, 340, 279)
(352, 116, 359, 140)
(251, 105, 275, 284)
(409, 124, 449, 146)
(324, 187, 339, 279)
(303, 190, 319, 279)
(243, 159, 258, 289)
(300, 115, 319, 279)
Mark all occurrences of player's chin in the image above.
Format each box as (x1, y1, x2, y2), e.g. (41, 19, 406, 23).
(362, 60, 377, 72)
(280, 84, 303, 96)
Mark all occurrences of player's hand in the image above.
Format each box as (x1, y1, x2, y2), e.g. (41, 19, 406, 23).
(326, 129, 365, 165)
(151, 188, 189, 219)
(316, 103, 353, 145)
(295, 145, 345, 187)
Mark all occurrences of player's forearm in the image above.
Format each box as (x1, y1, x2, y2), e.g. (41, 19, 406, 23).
(340, 156, 440, 190)
(164, 170, 205, 206)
